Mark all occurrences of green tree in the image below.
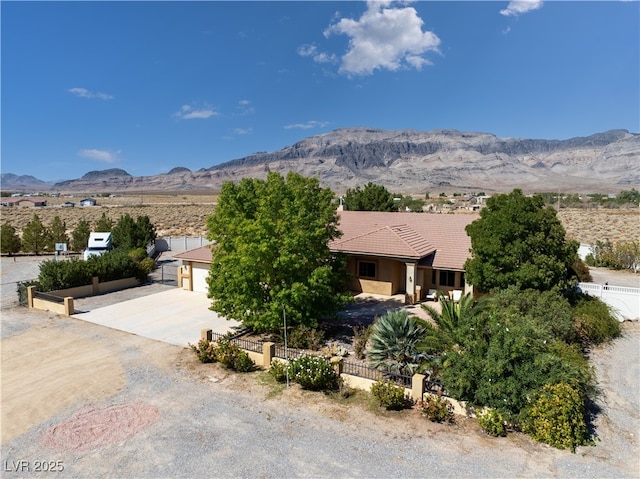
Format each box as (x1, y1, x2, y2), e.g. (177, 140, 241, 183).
(206, 172, 350, 333)
(111, 214, 156, 251)
(367, 310, 427, 374)
(464, 189, 579, 293)
(47, 216, 69, 251)
(394, 194, 425, 212)
(1, 222, 22, 255)
(343, 182, 396, 211)
(21, 214, 49, 254)
(94, 212, 114, 233)
(71, 219, 91, 252)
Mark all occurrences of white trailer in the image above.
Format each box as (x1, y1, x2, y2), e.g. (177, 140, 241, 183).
(84, 232, 113, 260)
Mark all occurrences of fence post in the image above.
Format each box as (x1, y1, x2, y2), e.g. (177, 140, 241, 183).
(201, 328, 213, 342)
(64, 297, 74, 316)
(331, 357, 344, 376)
(27, 285, 36, 308)
(263, 342, 275, 368)
(412, 373, 426, 401)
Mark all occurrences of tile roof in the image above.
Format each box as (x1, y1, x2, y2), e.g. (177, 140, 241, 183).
(330, 211, 478, 271)
(173, 245, 214, 263)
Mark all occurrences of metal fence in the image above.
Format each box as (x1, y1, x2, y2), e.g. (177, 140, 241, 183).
(33, 290, 65, 304)
(204, 331, 441, 391)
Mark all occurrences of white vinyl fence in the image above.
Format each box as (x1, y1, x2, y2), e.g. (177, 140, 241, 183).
(155, 236, 212, 253)
(578, 283, 640, 321)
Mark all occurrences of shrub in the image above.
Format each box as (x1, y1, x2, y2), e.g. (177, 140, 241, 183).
(477, 409, 506, 437)
(573, 295, 621, 345)
(289, 355, 339, 391)
(352, 324, 371, 360)
(287, 325, 325, 350)
(139, 257, 156, 276)
(371, 379, 412, 410)
(214, 338, 255, 372)
(189, 339, 217, 363)
(269, 360, 289, 382)
(521, 383, 593, 452)
(128, 247, 148, 262)
(417, 393, 454, 423)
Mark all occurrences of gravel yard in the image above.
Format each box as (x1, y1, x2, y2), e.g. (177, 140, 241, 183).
(1, 256, 639, 478)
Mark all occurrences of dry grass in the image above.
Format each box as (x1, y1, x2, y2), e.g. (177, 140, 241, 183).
(2, 193, 638, 245)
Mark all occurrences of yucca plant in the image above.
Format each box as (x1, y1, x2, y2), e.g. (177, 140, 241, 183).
(367, 310, 427, 374)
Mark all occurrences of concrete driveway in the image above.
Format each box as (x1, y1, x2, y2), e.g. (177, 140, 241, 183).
(72, 288, 241, 347)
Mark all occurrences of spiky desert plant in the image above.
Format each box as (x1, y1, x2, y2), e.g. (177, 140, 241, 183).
(367, 310, 427, 374)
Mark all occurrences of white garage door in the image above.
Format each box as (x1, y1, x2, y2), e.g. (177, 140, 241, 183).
(192, 263, 211, 294)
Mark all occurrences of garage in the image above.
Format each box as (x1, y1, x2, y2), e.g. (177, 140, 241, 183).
(173, 245, 213, 293)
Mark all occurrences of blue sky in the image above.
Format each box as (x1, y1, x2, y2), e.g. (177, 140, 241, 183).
(2, 1, 638, 181)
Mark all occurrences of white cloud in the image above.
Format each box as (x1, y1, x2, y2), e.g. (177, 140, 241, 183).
(68, 87, 114, 100)
(235, 100, 255, 116)
(77, 149, 121, 163)
(173, 104, 218, 120)
(324, 1, 440, 76)
(500, 0, 544, 17)
(284, 120, 329, 130)
(233, 127, 253, 135)
(297, 44, 338, 64)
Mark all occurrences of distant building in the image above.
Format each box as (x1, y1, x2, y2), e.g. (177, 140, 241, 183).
(61, 201, 75, 208)
(1, 197, 47, 207)
(80, 198, 97, 207)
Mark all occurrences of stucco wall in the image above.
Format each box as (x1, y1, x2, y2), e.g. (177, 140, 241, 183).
(347, 256, 405, 295)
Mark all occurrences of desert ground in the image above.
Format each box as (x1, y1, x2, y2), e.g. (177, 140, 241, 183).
(1, 193, 639, 244)
(1, 256, 639, 478)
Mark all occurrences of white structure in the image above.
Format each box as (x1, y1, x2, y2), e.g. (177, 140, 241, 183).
(84, 232, 113, 260)
(578, 283, 640, 321)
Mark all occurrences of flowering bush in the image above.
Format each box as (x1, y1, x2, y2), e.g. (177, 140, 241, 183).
(477, 409, 506, 437)
(521, 383, 593, 452)
(269, 355, 338, 391)
(417, 393, 454, 423)
(371, 379, 412, 410)
(290, 355, 339, 391)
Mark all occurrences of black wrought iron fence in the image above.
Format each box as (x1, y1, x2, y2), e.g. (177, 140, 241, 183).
(342, 359, 413, 388)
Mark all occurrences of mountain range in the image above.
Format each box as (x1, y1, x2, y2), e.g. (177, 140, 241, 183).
(2, 128, 639, 194)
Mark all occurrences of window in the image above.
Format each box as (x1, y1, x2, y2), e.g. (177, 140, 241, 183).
(439, 270, 456, 287)
(358, 261, 376, 279)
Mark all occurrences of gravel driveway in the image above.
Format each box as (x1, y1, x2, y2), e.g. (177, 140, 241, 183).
(1, 256, 639, 478)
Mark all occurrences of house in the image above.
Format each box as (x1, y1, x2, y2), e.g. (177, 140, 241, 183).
(173, 211, 478, 302)
(0, 197, 47, 207)
(174, 245, 214, 293)
(61, 201, 75, 208)
(80, 198, 97, 207)
(329, 211, 477, 302)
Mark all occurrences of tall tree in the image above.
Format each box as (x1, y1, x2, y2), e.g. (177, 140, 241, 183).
(21, 214, 49, 254)
(343, 182, 396, 211)
(111, 214, 155, 250)
(464, 189, 579, 293)
(206, 171, 350, 332)
(1, 222, 22, 255)
(94, 212, 114, 233)
(71, 219, 92, 252)
(47, 215, 69, 251)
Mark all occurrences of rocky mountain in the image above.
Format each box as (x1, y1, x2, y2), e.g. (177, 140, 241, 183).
(0, 173, 54, 191)
(3, 128, 639, 194)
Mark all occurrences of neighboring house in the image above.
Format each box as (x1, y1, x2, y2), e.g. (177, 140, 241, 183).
(0, 197, 47, 207)
(61, 201, 75, 208)
(80, 198, 97, 206)
(329, 211, 477, 302)
(174, 245, 214, 293)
